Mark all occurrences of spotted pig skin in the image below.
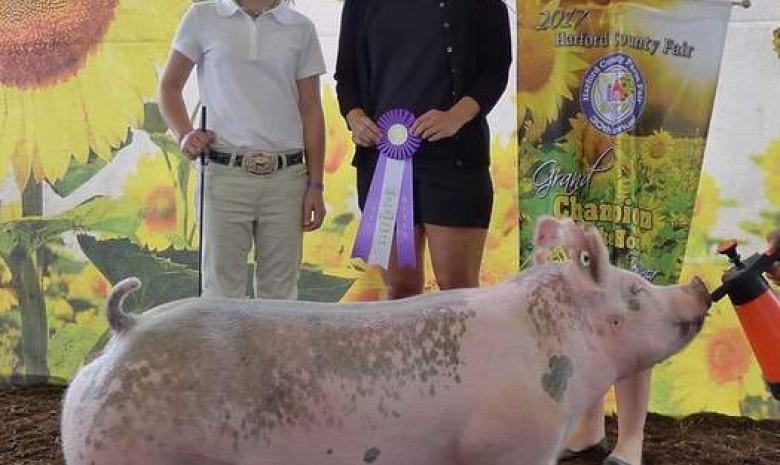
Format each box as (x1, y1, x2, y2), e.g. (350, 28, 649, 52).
(61, 218, 711, 465)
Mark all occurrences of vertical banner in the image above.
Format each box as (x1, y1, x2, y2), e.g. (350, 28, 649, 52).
(517, 0, 732, 285)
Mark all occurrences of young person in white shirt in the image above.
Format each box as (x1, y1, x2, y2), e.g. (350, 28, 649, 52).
(158, 0, 327, 300)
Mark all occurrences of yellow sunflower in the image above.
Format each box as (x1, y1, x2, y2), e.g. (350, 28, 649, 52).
(123, 151, 194, 251)
(663, 305, 766, 415)
(644, 129, 674, 162)
(483, 135, 519, 286)
(302, 85, 361, 276)
(658, 261, 766, 415)
(66, 263, 110, 302)
(0, 0, 189, 190)
(517, 1, 589, 139)
(339, 266, 387, 303)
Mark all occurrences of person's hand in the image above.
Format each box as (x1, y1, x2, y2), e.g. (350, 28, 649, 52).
(346, 109, 382, 147)
(302, 186, 326, 232)
(411, 109, 465, 141)
(767, 228, 780, 285)
(179, 129, 216, 160)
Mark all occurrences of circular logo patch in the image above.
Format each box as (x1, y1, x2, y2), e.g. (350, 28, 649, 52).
(580, 53, 646, 136)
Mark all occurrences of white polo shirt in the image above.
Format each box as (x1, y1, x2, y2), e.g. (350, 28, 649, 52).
(172, 0, 326, 152)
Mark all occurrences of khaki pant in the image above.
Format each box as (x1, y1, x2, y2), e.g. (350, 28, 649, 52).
(199, 161, 307, 299)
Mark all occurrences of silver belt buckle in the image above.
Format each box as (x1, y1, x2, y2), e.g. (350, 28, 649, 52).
(243, 152, 277, 176)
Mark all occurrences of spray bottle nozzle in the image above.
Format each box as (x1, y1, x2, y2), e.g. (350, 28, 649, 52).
(711, 240, 780, 305)
(717, 239, 744, 269)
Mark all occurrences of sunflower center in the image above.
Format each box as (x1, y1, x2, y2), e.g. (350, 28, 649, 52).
(518, 30, 556, 93)
(0, 0, 118, 89)
(93, 280, 108, 298)
(144, 186, 177, 232)
(706, 328, 751, 384)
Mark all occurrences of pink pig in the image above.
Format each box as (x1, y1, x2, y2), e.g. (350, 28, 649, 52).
(61, 217, 710, 465)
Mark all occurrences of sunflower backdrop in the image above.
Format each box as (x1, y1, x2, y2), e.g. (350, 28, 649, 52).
(0, 0, 778, 421)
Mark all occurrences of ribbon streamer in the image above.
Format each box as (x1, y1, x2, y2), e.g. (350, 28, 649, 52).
(352, 109, 421, 269)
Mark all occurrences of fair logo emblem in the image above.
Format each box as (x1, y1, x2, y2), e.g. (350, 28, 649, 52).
(581, 52, 646, 136)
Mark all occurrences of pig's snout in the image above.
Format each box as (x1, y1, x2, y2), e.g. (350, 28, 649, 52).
(677, 277, 711, 339)
(678, 314, 707, 339)
(684, 276, 712, 310)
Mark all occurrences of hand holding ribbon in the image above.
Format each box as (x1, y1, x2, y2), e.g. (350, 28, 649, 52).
(347, 108, 382, 147)
(412, 109, 463, 141)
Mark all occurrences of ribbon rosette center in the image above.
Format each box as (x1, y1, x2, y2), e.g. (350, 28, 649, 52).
(387, 124, 410, 146)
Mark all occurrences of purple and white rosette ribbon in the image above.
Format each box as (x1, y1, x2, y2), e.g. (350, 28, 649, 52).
(352, 109, 421, 269)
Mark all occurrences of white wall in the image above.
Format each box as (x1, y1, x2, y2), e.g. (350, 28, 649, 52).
(705, 0, 780, 247)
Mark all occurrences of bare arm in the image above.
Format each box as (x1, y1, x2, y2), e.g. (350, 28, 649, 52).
(297, 75, 327, 231)
(158, 50, 213, 159)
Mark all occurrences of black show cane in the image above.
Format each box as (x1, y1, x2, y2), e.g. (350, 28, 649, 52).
(198, 106, 208, 296)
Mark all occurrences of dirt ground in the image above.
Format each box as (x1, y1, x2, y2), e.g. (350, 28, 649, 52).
(2, 386, 780, 465)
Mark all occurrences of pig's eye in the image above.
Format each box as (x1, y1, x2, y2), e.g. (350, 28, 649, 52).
(579, 251, 591, 267)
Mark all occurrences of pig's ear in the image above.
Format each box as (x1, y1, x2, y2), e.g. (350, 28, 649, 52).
(533, 216, 562, 248)
(581, 226, 609, 284)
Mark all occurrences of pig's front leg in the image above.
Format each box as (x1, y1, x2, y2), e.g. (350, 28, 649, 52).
(465, 447, 559, 465)
(456, 400, 566, 465)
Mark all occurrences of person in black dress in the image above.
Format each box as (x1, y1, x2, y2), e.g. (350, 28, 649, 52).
(335, 0, 511, 298)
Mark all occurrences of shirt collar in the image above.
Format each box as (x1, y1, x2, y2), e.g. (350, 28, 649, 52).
(216, 0, 299, 25)
(215, 0, 240, 17)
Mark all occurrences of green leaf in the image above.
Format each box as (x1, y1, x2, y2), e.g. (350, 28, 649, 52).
(0, 230, 17, 256)
(77, 235, 198, 314)
(50, 152, 107, 197)
(75, 236, 355, 358)
(150, 133, 182, 156)
(143, 102, 171, 134)
(323, 213, 355, 234)
(59, 196, 143, 238)
(47, 129, 134, 199)
(156, 247, 199, 269)
(296, 267, 355, 303)
(739, 395, 780, 419)
(1, 196, 142, 246)
(47, 317, 107, 380)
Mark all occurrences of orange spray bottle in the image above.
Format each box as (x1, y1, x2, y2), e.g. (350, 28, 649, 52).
(711, 239, 780, 400)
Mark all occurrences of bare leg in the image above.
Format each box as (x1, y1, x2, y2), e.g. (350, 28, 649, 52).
(607, 369, 651, 465)
(424, 224, 487, 289)
(381, 225, 427, 300)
